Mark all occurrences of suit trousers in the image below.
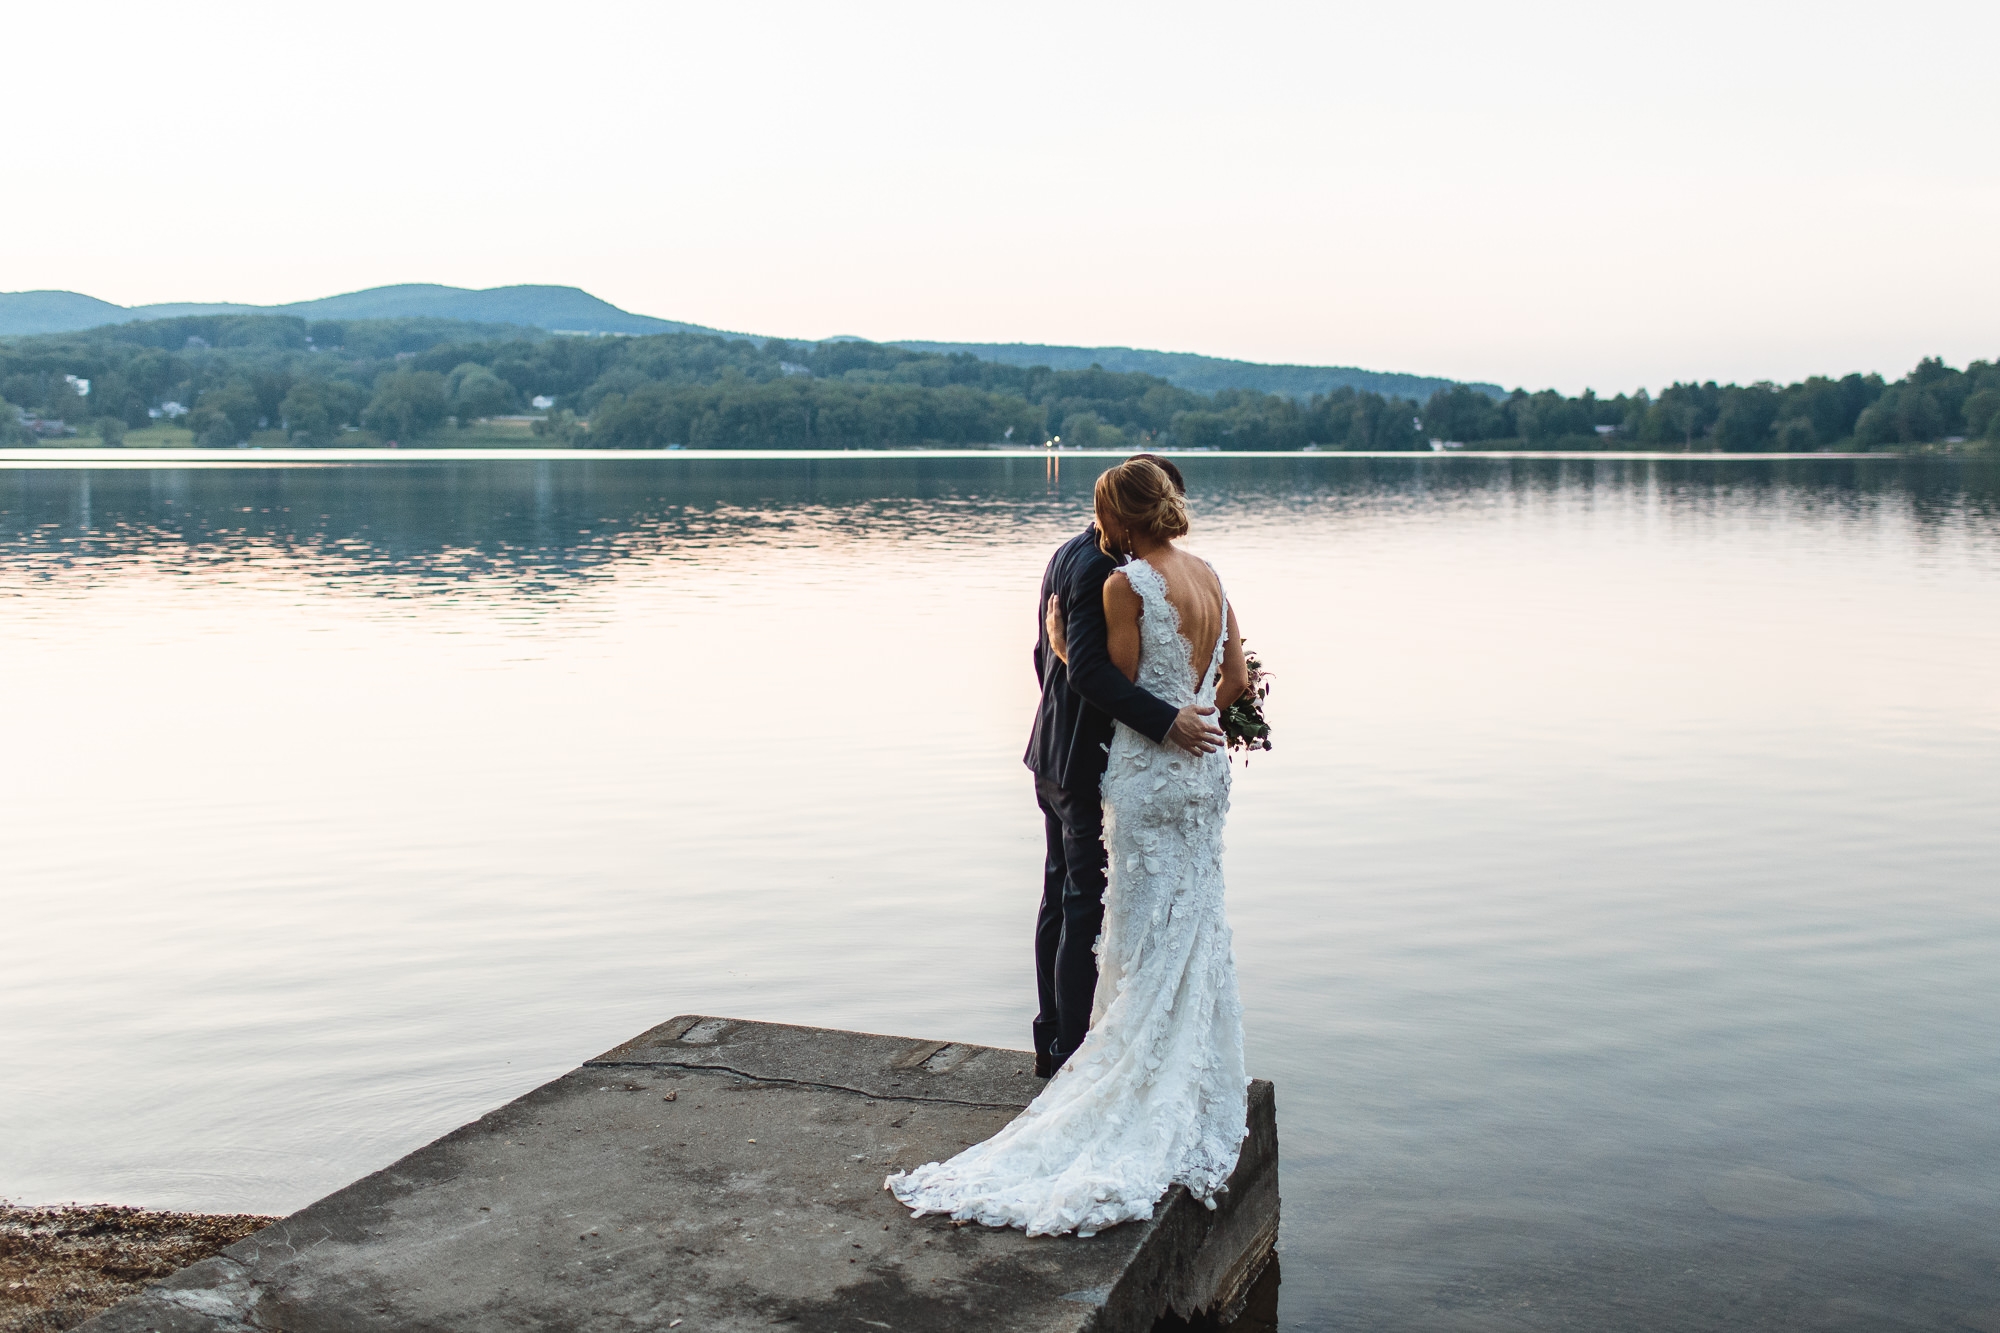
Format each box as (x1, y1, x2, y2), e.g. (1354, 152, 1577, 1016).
(1033, 772, 1107, 1068)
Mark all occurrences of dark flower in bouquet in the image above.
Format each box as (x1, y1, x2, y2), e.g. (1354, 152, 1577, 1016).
(1221, 644, 1272, 757)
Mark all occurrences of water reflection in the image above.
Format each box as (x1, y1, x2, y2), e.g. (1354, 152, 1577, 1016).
(5, 455, 1996, 598)
(2, 455, 1998, 1332)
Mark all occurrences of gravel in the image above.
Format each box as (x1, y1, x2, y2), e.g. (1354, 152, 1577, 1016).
(0, 1205, 273, 1333)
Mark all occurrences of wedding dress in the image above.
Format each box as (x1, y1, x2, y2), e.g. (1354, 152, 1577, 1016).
(888, 556, 1248, 1237)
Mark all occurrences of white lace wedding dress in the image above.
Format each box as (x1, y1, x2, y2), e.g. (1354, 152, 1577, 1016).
(887, 556, 1248, 1237)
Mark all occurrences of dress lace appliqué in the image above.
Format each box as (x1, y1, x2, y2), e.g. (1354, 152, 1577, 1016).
(886, 558, 1249, 1237)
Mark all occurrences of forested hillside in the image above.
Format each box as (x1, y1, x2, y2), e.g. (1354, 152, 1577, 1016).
(892, 341, 1500, 402)
(0, 315, 1429, 450)
(0, 283, 1500, 400)
(2, 314, 1993, 452)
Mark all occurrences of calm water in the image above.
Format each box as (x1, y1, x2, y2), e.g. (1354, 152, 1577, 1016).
(4, 454, 1998, 1331)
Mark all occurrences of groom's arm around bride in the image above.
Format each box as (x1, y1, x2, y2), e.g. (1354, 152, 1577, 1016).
(1030, 509, 1227, 773)
(1023, 456, 1224, 1076)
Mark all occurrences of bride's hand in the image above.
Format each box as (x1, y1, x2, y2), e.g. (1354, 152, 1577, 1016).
(1045, 594, 1069, 663)
(1168, 704, 1225, 755)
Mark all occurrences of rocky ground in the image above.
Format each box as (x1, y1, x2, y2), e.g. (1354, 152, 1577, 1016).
(0, 1206, 272, 1333)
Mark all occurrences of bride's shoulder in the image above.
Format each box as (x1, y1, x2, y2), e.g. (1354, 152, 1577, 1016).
(1173, 547, 1224, 584)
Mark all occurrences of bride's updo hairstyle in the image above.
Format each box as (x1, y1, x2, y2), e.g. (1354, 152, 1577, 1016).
(1094, 457, 1190, 554)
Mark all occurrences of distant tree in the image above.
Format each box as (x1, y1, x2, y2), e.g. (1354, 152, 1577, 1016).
(1171, 411, 1229, 450)
(445, 362, 517, 422)
(579, 365, 652, 414)
(45, 375, 87, 422)
(92, 416, 127, 446)
(532, 408, 584, 445)
(1772, 417, 1818, 451)
(1617, 389, 1653, 439)
(1297, 387, 1422, 450)
(1657, 382, 1720, 449)
(1899, 390, 1946, 442)
(120, 349, 177, 409)
(1857, 379, 1948, 446)
(1513, 389, 1597, 444)
(0, 397, 27, 444)
(85, 371, 150, 429)
(187, 378, 261, 445)
(1421, 385, 1503, 443)
(281, 379, 367, 444)
(1853, 401, 1895, 448)
(1777, 374, 1877, 444)
(1962, 387, 2000, 440)
(1205, 392, 1307, 451)
(1336, 389, 1424, 450)
(1712, 384, 1782, 451)
(1059, 411, 1103, 449)
(362, 370, 449, 442)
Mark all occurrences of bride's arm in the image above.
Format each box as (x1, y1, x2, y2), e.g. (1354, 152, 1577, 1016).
(1101, 571, 1143, 682)
(1215, 604, 1249, 708)
(1044, 594, 1069, 664)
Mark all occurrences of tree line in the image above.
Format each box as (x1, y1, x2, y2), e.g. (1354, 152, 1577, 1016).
(1418, 363, 1999, 450)
(2, 314, 1995, 451)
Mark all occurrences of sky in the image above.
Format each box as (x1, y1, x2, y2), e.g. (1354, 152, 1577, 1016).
(6, 0, 1996, 394)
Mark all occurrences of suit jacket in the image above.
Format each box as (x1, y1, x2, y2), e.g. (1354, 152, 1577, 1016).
(1025, 526, 1180, 790)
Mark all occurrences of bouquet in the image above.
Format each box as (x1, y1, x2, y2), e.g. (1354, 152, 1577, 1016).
(1220, 644, 1272, 758)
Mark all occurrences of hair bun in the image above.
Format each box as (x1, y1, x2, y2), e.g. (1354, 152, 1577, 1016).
(1094, 458, 1191, 546)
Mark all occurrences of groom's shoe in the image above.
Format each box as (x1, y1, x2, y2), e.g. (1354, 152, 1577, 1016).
(1033, 1051, 1054, 1079)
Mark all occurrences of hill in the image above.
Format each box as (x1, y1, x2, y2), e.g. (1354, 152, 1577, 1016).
(0, 284, 739, 339)
(0, 284, 1498, 400)
(0, 291, 134, 336)
(892, 341, 1503, 401)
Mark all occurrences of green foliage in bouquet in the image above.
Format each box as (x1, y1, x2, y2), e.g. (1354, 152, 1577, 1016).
(1221, 644, 1272, 758)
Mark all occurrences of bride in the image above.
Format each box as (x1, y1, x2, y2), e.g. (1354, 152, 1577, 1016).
(888, 457, 1251, 1237)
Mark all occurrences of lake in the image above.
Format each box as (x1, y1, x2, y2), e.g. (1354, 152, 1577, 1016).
(3, 452, 1997, 1331)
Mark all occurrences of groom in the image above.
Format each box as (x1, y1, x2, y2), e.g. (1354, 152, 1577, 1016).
(1026, 454, 1225, 1077)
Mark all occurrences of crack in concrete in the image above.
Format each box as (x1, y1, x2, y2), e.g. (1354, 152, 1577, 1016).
(581, 1060, 1027, 1110)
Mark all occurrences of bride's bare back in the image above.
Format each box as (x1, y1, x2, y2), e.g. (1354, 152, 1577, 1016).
(1104, 542, 1247, 705)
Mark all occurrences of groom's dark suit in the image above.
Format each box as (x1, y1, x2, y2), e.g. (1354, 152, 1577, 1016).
(1026, 525, 1179, 1071)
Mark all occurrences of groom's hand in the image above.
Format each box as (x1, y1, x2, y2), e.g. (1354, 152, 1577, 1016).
(1168, 705, 1226, 755)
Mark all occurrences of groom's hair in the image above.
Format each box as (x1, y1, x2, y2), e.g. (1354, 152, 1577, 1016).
(1126, 454, 1186, 495)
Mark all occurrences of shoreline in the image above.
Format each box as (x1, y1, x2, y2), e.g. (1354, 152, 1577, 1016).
(0, 1205, 272, 1333)
(0, 445, 1922, 466)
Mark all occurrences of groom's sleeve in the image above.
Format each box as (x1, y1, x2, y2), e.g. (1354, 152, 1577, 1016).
(1063, 561, 1178, 746)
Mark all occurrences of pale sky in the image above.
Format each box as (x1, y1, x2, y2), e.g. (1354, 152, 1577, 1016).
(7, 0, 1996, 394)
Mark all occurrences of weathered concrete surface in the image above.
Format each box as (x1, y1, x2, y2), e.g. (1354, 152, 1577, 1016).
(77, 1016, 1279, 1332)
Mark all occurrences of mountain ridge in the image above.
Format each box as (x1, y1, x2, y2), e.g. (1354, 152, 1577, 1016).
(0, 284, 736, 340)
(0, 283, 1498, 400)
(891, 341, 1499, 403)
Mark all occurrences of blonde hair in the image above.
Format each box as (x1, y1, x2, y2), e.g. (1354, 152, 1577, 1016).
(1094, 457, 1190, 552)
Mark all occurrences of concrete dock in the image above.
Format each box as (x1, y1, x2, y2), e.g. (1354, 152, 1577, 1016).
(78, 1016, 1279, 1332)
